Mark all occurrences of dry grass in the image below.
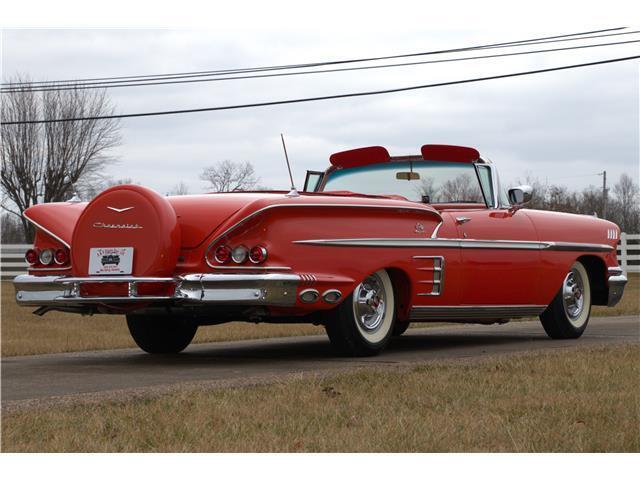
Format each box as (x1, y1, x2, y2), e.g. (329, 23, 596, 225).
(0, 281, 322, 357)
(592, 272, 640, 317)
(1, 273, 638, 357)
(2, 344, 638, 452)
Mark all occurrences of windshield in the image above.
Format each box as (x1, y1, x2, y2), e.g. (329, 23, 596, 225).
(322, 160, 486, 204)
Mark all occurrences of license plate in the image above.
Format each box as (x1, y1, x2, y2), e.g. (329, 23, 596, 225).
(89, 247, 134, 275)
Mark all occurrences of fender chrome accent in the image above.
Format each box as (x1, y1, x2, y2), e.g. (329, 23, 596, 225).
(607, 271, 627, 307)
(23, 212, 71, 249)
(430, 221, 444, 238)
(107, 206, 134, 213)
(413, 256, 444, 296)
(14, 273, 300, 307)
(294, 237, 613, 252)
(409, 305, 546, 320)
(204, 203, 443, 268)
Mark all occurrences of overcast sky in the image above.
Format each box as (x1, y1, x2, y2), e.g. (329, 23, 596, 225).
(2, 26, 638, 197)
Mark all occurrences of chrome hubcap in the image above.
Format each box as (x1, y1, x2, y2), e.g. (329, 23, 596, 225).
(562, 269, 585, 321)
(353, 273, 386, 333)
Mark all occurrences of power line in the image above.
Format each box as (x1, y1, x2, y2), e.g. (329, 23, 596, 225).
(1, 27, 629, 89)
(3, 54, 638, 126)
(4, 37, 639, 93)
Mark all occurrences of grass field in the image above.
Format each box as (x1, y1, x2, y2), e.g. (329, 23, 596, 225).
(1, 273, 638, 357)
(2, 344, 638, 452)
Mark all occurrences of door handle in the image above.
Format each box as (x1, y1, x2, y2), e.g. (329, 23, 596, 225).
(455, 216, 471, 224)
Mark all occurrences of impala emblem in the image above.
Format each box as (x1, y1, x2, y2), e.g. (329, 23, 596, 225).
(107, 206, 134, 213)
(415, 222, 425, 233)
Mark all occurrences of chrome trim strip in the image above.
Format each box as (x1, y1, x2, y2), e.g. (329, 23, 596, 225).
(23, 212, 71, 249)
(209, 265, 292, 271)
(409, 304, 546, 320)
(55, 276, 175, 283)
(430, 220, 444, 238)
(204, 203, 443, 268)
(294, 237, 613, 252)
(28, 266, 72, 272)
(545, 242, 613, 252)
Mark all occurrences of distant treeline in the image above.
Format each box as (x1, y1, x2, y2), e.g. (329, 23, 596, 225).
(1, 173, 637, 244)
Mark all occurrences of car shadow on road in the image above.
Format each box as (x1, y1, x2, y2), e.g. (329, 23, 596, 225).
(15, 329, 553, 371)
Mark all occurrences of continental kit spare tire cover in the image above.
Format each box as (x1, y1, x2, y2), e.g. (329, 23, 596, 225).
(71, 185, 180, 277)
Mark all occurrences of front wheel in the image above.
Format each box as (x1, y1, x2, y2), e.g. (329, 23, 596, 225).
(540, 261, 592, 339)
(324, 269, 396, 356)
(126, 314, 198, 354)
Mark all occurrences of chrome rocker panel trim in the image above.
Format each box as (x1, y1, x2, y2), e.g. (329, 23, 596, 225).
(607, 267, 628, 307)
(14, 273, 300, 307)
(409, 304, 547, 321)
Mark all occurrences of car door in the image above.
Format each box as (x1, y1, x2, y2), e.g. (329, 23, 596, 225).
(454, 165, 541, 306)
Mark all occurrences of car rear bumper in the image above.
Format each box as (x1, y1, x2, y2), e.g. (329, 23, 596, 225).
(13, 273, 300, 308)
(607, 268, 627, 307)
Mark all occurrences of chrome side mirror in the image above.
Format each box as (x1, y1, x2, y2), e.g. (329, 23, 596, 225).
(508, 185, 533, 211)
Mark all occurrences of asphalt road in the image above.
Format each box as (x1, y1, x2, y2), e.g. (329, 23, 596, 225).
(2, 316, 638, 407)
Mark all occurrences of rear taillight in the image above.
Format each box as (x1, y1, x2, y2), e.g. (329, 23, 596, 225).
(231, 245, 249, 264)
(54, 248, 69, 265)
(249, 246, 267, 264)
(213, 245, 232, 264)
(25, 249, 39, 265)
(209, 244, 269, 266)
(39, 248, 54, 266)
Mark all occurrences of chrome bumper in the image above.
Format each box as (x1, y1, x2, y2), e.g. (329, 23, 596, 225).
(13, 273, 300, 307)
(607, 268, 628, 307)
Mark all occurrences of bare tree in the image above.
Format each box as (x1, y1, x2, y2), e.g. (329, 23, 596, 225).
(75, 176, 136, 201)
(169, 181, 190, 196)
(613, 173, 639, 232)
(1, 213, 25, 243)
(439, 173, 483, 203)
(511, 173, 639, 233)
(200, 160, 259, 192)
(1, 76, 120, 240)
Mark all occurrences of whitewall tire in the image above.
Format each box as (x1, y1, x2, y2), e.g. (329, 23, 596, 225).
(324, 269, 396, 356)
(540, 261, 592, 339)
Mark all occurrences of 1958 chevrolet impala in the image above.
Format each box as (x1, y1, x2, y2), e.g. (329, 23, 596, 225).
(14, 144, 627, 356)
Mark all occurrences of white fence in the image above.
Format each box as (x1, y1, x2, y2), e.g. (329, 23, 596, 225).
(2, 234, 639, 280)
(1, 244, 32, 280)
(617, 233, 640, 274)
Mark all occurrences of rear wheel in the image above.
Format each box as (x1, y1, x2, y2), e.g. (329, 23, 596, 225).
(324, 269, 395, 356)
(540, 261, 592, 339)
(126, 314, 198, 354)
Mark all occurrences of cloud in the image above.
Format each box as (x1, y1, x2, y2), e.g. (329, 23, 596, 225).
(2, 28, 638, 196)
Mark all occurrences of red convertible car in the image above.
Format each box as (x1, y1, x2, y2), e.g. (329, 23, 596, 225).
(14, 144, 627, 356)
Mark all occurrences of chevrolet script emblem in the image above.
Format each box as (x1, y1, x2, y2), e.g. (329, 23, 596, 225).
(93, 222, 143, 229)
(107, 206, 134, 213)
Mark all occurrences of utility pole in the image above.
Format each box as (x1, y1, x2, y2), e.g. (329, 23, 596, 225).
(601, 170, 608, 220)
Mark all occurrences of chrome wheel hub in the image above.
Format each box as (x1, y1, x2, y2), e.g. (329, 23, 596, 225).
(353, 273, 386, 332)
(562, 270, 585, 321)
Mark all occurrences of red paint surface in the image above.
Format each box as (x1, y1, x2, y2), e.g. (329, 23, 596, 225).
(23, 149, 621, 320)
(421, 144, 480, 163)
(330, 146, 390, 169)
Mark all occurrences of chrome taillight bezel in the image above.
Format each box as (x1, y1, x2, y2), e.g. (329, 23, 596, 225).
(249, 246, 268, 264)
(38, 248, 54, 266)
